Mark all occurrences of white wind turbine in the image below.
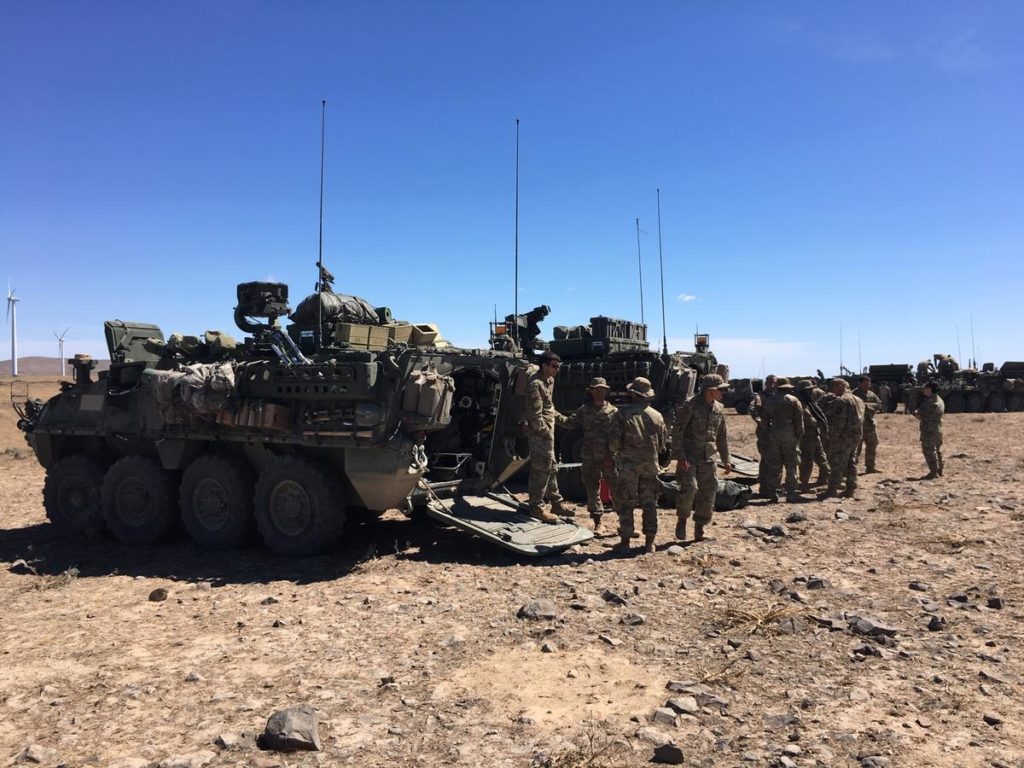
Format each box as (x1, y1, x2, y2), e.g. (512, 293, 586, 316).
(54, 326, 70, 377)
(5, 285, 18, 377)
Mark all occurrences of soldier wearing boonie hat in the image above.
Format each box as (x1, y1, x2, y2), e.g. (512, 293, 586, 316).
(609, 377, 667, 554)
(760, 377, 805, 503)
(672, 373, 732, 542)
(563, 377, 619, 534)
(794, 379, 830, 490)
(819, 377, 863, 499)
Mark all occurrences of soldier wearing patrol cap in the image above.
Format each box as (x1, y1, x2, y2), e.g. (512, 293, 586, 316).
(819, 377, 862, 499)
(760, 377, 805, 502)
(609, 377, 667, 554)
(672, 373, 732, 542)
(564, 377, 619, 534)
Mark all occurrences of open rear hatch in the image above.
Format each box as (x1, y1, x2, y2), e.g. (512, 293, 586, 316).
(424, 490, 593, 556)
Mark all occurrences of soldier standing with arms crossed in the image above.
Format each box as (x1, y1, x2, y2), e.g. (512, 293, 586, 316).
(672, 374, 732, 543)
(819, 378, 863, 499)
(609, 377, 667, 555)
(564, 377, 618, 535)
(853, 375, 882, 473)
(524, 352, 573, 522)
(916, 380, 945, 479)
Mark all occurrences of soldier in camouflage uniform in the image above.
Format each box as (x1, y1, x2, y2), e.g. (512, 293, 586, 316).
(672, 373, 732, 542)
(877, 382, 892, 414)
(750, 375, 779, 496)
(525, 351, 572, 522)
(609, 377, 667, 554)
(916, 380, 945, 479)
(819, 378, 862, 499)
(853, 375, 882, 473)
(795, 380, 830, 490)
(564, 377, 618, 534)
(760, 377, 805, 502)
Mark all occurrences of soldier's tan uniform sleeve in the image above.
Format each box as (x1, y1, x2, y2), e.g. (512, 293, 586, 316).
(525, 379, 546, 432)
(716, 411, 730, 466)
(791, 397, 805, 439)
(656, 413, 668, 455)
(563, 404, 583, 431)
(671, 401, 692, 461)
(609, 410, 623, 454)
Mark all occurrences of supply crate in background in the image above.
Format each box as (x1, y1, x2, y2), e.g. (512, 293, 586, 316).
(590, 316, 647, 342)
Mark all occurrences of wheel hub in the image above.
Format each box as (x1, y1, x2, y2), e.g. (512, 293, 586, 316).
(116, 477, 153, 526)
(269, 479, 311, 536)
(193, 478, 230, 530)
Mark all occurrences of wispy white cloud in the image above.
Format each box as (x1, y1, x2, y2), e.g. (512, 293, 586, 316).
(677, 293, 697, 303)
(934, 29, 996, 74)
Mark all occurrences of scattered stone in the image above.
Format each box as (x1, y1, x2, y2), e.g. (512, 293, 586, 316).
(272, 619, 286, 628)
(916, 716, 931, 728)
(517, 599, 558, 620)
(779, 757, 798, 768)
(598, 633, 621, 647)
(777, 617, 804, 635)
(947, 593, 969, 604)
(601, 589, 628, 606)
(849, 688, 869, 702)
(9, 559, 34, 575)
(785, 510, 807, 524)
(782, 744, 802, 756)
(621, 612, 646, 626)
(860, 757, 890, 768)
(261, 596, 279, 605)
(680, 578, 700, 591)
(107, 760, 151, 768)
(979, 669, 1013, 685)
(847, 615, 898, 637)
(666, 545, 684, 556)
(20, 745, 59, 764)
(185, 671, 204, 683)
(807, 577, 831, 590)
(566, 668, 578, 679)
(908, 581, 929, 592)
(159, 752, 217, 768)
(987, 596, 1004, 610)
(636, 726, 671, 746)
(762, 712, 796, 731)
(652, 742, 685, 764)
(666, 680, 696, 692)
(149, 588, 169, 602)
(250, 758, 282, 768)
(851, 643, 881, 658)
(666, 696, 699, 715)
(982, 712, 1003, 726)
(652, 707, 679, 726)
(926, 615, 945, 632)
(259, 705, 322, 752)
(514, 714, 537, 725)
(835, 510, 849, 521)
(540, 640, 557, 653)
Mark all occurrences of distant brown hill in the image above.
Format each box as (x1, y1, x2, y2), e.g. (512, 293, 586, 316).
(0, 356, 111, 376)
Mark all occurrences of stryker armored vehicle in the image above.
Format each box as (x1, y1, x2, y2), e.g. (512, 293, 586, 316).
(14, 279, 592, 557)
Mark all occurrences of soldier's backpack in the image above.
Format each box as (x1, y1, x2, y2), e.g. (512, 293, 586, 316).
(714, 480, 753, 511)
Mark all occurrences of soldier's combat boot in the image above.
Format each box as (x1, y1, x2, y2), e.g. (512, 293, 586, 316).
(550, 500, 576, 517)
(842, 487, 856, 499)
(693, 523, 706, 542)
(865, 466, 880, 474)
(786, 492, 801, 503)
(675, 518, 687, 542)
(528, 506, 558, 524)
(611, 536, 632, 553)
(818, 487, 838, 500)
(767, 489, 779, 504)
(643, 535, 657, 554)
(923, 471, 938, 480)
(591, 515, 603, 536)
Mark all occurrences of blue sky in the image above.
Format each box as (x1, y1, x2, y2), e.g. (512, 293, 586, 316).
(2, 1, 1021, 377)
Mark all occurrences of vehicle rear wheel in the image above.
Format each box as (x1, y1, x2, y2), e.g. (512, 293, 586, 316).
(102, 456, 180, 544)
(1007, 394, 1024, 412)
(987, 392, 1005, 412)
(965, 392, 984, 413)
(734, 399, 749, 415)
(180, 455, 256, 549)
(43, 455, 106, 537)
(944, 392, 965, 414)
(254, 456, 345, 556)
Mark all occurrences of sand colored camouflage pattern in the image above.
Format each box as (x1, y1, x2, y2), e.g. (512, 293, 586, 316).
(525, 370, 568, 510)
(565, 400, 619, 514)
(761, 392, 804, 495)
(672, 396, 729, 525)
(917, 393, 945, 474)
(822, 391, 863, 494)
(853, 386, 882, 471)
(799, 401, 830, 487)
(610, 402, 667, 539)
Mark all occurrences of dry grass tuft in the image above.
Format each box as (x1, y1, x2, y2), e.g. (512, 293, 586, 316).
(542, 719, 633, 768)
(713, 603, 802, 637)
(923, 533, 973, 554)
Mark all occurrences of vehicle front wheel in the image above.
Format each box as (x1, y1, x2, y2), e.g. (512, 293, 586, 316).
(180, 454, 256, 550)
(101, 456, 180, 545)
(43, 455, 106, 537)
(254, 457, 345, 556)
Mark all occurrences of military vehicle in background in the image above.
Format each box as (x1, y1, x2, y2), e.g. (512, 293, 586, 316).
(723, 377, 762, 414)
(15, 279, 593, 558)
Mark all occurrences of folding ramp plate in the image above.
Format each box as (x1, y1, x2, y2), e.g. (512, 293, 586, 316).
(722, 453, 759, 480)
(425, 493, 594, 556)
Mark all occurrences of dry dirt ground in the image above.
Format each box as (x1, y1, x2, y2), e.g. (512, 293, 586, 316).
(1, 376, 1022, 768)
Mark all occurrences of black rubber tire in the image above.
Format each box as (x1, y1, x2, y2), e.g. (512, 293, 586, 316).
(1007, 394, 1024, 412)
(987, 392, 1005, 413)
(254, 456, 345, 556)
(101, 456, 180, 545)
(944, 392, 965, 414)
(734, 400, 749, 416)
(965, 392, 984, 413)
(180, 455, 256, 550)
(558, 428, 584, 463)
(43, 455, 106, 537)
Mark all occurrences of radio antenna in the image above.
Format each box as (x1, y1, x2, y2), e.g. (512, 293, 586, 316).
(514, 118, 520, 348)
(635, 217, 645, 326)
(656, 188, 667, 355)
(970, 313, 977, 367)
(316, 98, 327, 351)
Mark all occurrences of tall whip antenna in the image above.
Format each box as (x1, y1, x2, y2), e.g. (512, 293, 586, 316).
(316, 99, 327, 350)
(514, 118, 520, 348)
(970, 313, 977, 367)
(635, 217, 645, 326)
(656, 188, 667, 355)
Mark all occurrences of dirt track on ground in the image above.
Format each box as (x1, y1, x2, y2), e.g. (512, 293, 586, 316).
(1, 378, 1022, 767)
